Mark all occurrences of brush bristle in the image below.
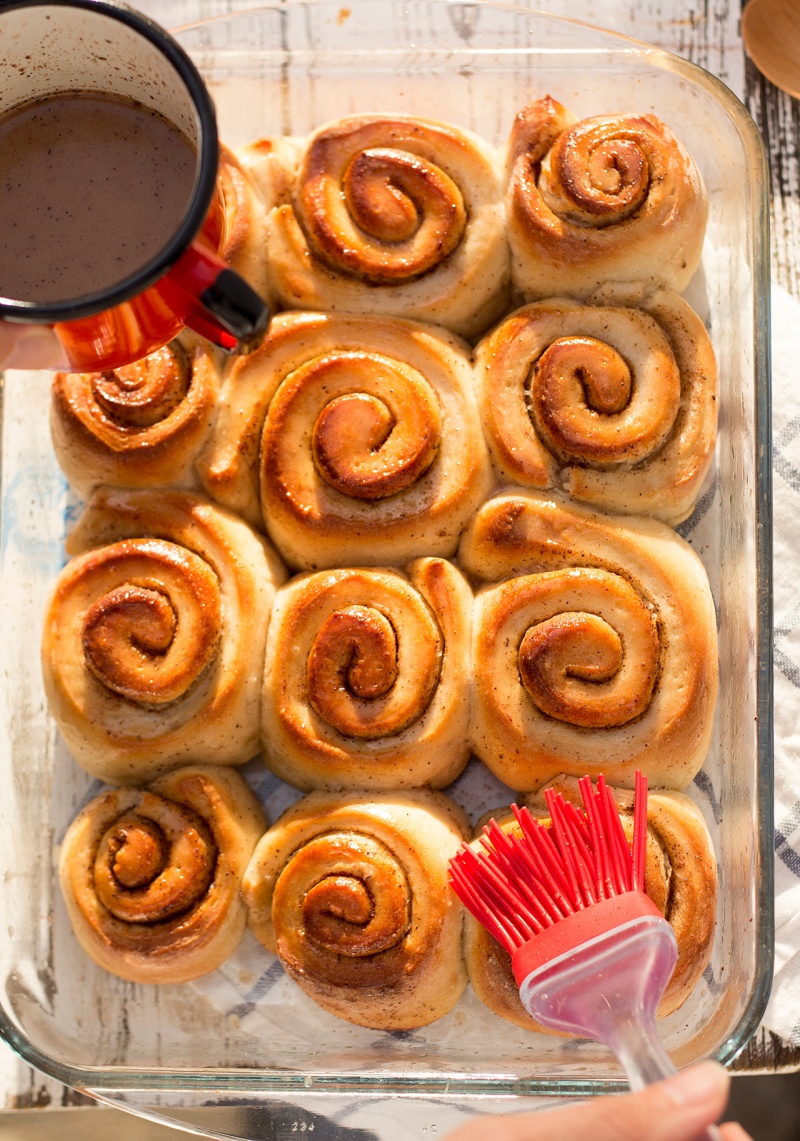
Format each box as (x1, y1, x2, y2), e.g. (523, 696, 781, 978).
(449, 772, 648, 955)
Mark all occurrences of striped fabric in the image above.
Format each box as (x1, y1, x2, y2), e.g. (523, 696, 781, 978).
(763, 285, 800, 1046)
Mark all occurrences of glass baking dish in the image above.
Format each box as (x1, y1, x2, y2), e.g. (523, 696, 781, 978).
(0, 1, 773, 1135)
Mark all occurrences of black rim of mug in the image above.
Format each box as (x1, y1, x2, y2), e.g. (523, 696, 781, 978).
(0, 0, 220, 322)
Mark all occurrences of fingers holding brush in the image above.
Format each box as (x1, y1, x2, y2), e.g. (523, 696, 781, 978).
(446, 1063, 749, 1141)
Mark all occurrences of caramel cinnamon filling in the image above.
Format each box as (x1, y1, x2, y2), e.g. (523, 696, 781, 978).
(312, 378, 440, 499)
(528, 334, 679, 466)
(92, 799, 216, 925)
(512, 568, 660, 727)
(273, 832, 412, 988)
(540, 119, 653, 226)
(266, 350, 442, 502)
(90, 344, 191, 427)
(298, 122, 468, 283)
(306, 602, 440, 738)
(79, 538, 222, 705)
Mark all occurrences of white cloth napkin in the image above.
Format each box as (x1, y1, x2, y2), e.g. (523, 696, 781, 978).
(761, 283, 800, 1046)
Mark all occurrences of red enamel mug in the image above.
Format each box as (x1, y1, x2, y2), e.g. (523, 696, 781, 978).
(0, 0, 269, 371)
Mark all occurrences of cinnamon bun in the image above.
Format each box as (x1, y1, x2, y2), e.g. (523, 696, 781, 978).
(476, 289, 717, 524)
(459, 490, 718, 790)
(42, 488, 286, 783)
(261, 558, 472, 790)
(59, 765, 266, 984)
(50, 339, 219, 495)
(264, 114, 509, 339)
(505, 97, 708, 299)
(242, 789, 469, 1029)
(464, 781, 717, 1030)
(196, 311, 493, 567)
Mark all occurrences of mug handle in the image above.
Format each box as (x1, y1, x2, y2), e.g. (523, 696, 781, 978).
(162, 242, 270, 353)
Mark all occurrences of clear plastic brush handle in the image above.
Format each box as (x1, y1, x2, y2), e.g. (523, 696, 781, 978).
(517, 915, 723, 1141)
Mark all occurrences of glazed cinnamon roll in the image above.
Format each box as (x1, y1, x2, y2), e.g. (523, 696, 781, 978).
(464, 781, 717, 1030)
(196, 311, 493, 567)
(506, 97, 708, 299)
(50, 339, 220, 495)
(264, 114, 510, 339)
(459, 490, 718, 790)
(42, 488, 286, 783)
(242, 789, 469, 1029)
(477, 289, 717, 524)
(261, 559, 472, 790)
(59, 765, 266, 984)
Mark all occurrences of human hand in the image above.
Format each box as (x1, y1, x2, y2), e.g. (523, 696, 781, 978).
(445, 1062, 751, 1141)
(0, 321, 65, 369)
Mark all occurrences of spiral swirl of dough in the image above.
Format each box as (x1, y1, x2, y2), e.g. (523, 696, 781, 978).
(261, 559, 472, 790)
(512, 567, 660, 728)
(272, 831, 413, 982)
(464, 781, 717, 1031)
(293, 351, 442, 500)
(242, 789, 469, 1029)
(477, 290, 717, 524)
(506, 97, 708, 299)
(50, 340, 220, 494)
(59, 765, 266, 984)
(42, 488, 286, 783)
(196, 311, 493, 568)
(264, 115, 509, 338)
(78, 538, 222, 705)
(298, 133, 467, 281)
(459, 490, 718, 790)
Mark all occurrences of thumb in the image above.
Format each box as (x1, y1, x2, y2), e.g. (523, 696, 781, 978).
(0, 322, 66, 369)
(447, 1062, 750, 1141)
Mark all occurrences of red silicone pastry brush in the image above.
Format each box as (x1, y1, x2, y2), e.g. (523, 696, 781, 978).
(449, 772, 721, 1141)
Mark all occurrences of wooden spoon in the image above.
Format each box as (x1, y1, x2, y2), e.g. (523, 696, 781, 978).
(742, 0, 800, 98)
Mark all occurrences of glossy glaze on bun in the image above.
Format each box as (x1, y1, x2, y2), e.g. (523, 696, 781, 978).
(261, 558, 472, 790)
(42, 489, 286, 783)
(242, 788, 469, 1029)
(197, 311, 493, 569)
(460, 490, 718, 791)
(59, 765, 266, 984)
(263, 113, 510, 338)
(506, 97, 708, 299)
(476, 287, 717, 524)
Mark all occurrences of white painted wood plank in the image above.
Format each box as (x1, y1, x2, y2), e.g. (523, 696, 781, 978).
(135, 0, 746, 98)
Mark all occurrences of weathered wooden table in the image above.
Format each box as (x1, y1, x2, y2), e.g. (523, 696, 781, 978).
(0, 0, 796, 1129)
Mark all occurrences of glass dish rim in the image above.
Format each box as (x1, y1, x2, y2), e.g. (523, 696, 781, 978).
(0, 0, 774, 1099)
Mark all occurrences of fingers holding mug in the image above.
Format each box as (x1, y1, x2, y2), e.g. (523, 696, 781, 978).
(0, 322, 66, 371)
